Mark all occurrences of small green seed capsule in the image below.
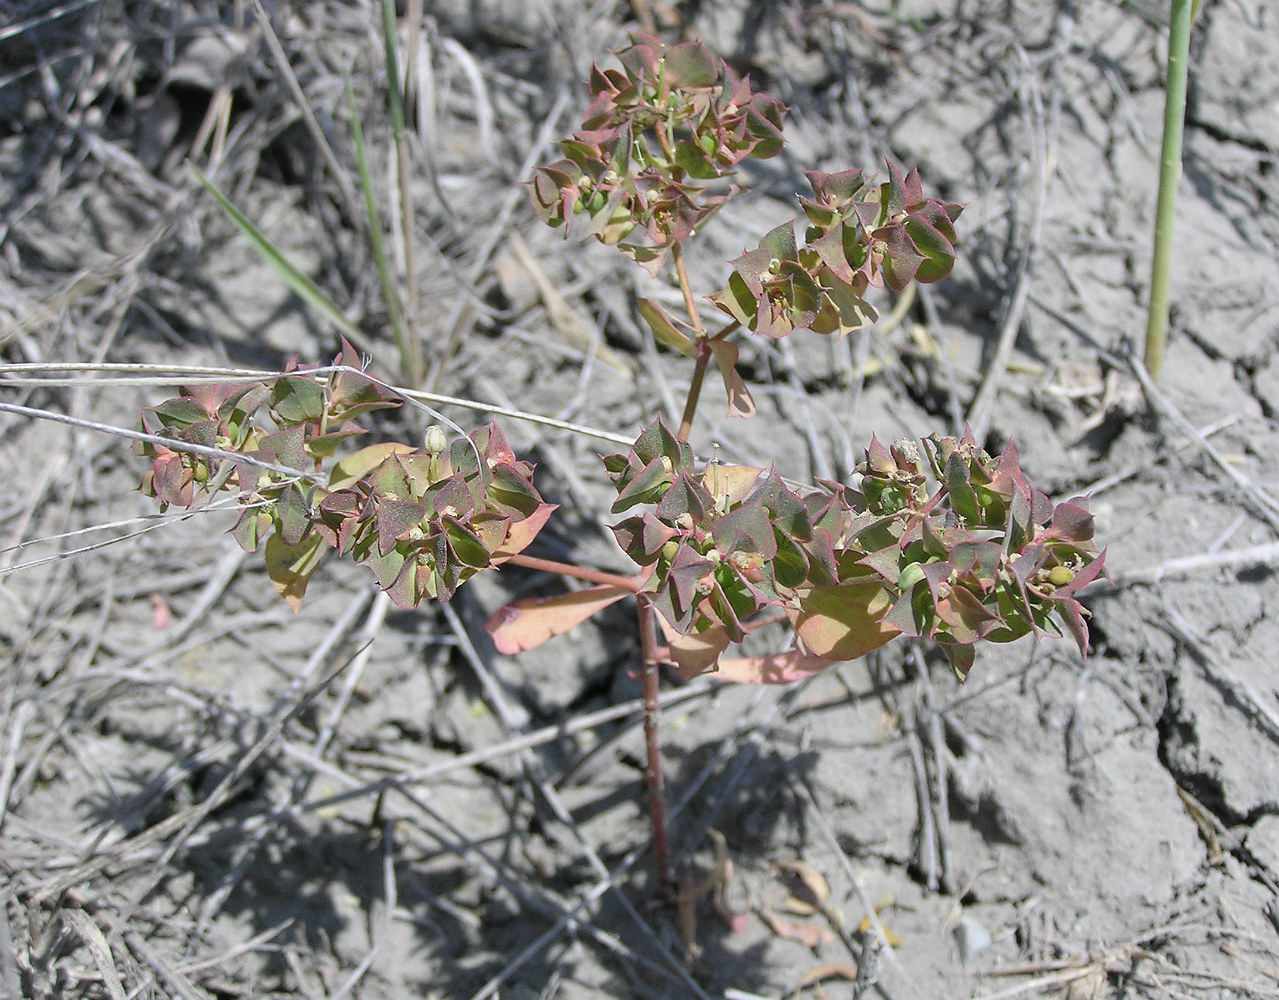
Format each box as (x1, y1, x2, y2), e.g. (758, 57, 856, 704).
(1047, 565, 1074, 587)
(192, 462, 209, 484)
(897, 562, 927, 592)
(661, 539, 681, 563)
(586, 190, 607, 214)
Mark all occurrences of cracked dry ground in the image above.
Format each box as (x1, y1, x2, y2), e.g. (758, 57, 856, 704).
(2, 1, 1279, 998)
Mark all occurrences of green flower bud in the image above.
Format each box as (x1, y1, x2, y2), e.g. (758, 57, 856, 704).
(423, 425, 448, 457)
(661, 539, 681, 562)
(897, 562, 927, 592)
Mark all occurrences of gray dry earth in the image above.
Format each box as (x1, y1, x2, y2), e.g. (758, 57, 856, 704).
(2, 1, 1279, 998)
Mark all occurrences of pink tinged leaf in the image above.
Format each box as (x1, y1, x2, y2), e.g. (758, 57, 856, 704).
(1062, 548, 1107, 594)
(1049, 500, 1095, 543)
(934, 586, 1000, 644)
(260, 423, 307, 471)
(706, 339, 756, 418)
(939, 638, 976, 682)
(484, 585, 632, 655)
(492, 502, 558, 561)
(386, 557, 431, 609)
(152, 453, 193, 507)
(791, 580, 901, 661)
(713, 649, 835, 685)
(375, 499, 426, 556)
(263, 530, 325, 614)
(655, 616, 732, 681)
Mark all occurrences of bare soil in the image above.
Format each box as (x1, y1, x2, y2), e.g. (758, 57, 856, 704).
(2, 2, 1279, 998)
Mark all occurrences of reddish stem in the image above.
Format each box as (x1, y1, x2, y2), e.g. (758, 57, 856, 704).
(677, 343, 712, 442)
(637, 598, 673, 899)
(503, 552, 642, 592)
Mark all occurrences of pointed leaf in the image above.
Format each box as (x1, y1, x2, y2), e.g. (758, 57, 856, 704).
(264, 530, 325, 613)
(330, 442, 415, 491)
(637, 298, 697, 357)
(485, 585, 632, 655)
(707, 339, 756, 418)
(712, 650, 836, 685)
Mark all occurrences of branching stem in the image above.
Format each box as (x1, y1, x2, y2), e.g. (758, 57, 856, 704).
(503, 552, 642, 592)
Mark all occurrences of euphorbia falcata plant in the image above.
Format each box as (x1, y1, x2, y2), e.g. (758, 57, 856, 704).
(139, 34, 1103, 896)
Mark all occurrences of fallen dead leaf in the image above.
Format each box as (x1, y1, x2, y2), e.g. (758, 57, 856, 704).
(760, 904, 833, 949)
(793, 961, 859, 999)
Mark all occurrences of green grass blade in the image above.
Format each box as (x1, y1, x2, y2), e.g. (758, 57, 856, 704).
(347, 82, 409, 375)
(193, 167, 366, 345)
(1143, 0, 1196, 380)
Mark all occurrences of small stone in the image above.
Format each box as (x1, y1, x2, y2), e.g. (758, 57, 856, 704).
(953, 915, 992, 963)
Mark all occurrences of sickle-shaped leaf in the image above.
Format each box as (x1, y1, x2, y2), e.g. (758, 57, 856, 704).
(707, 339, 756, 418)
(485, 585, 631, 655)
(637, 298, 697, 358)
(712, 649, 835, 685)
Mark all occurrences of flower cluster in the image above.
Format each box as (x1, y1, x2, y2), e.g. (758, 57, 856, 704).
(138, 341, 554, 610)
(527, 34, 785, 273)
(604, 420, 1104, 680)
(709, 164, 963, 339)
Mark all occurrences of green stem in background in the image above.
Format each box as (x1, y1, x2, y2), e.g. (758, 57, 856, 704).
(381, 0, 425, 387)
(1143, 0, 1197, 381)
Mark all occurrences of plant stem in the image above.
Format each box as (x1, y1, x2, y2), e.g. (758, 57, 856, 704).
(502, 552, 642, 592)
(637, 598, 673, 899)
(1143, 0, 1195, 381)
(671, 242, 711, 442)
(677, 343, 712, 441)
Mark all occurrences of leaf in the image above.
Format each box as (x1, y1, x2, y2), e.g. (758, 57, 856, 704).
(660, 623, 732, 681)
(794, 963, 861, 996)
(491, 503, 558, 561)
(375, 499, 426, 555)
(264, 530, 325, 613)
(712, 649, 834, 685)
(759, 905, 832, 949)
(271, 376, 327, 424)
(773, 858, 831, 916)
(484, 585, 631, 655)
(612, 454, 673, 513)
(637, 298, 697, 357)
(707, 339, 756, 418)
(791, 580, 900, 661)
(329, 442, 414, 491)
